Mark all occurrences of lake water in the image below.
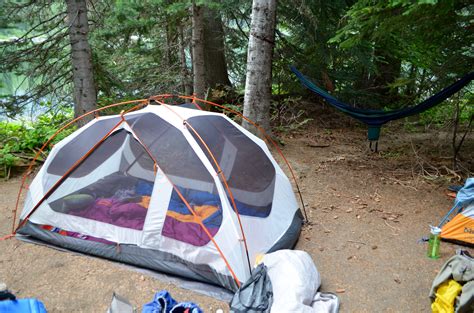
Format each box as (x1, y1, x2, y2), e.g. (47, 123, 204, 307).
(1, 72, 53, 121)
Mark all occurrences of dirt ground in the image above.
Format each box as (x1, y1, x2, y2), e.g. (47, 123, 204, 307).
(1, 109, 473, 312)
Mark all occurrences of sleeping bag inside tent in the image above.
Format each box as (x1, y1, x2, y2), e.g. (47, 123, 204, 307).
(439, 178, 474, 247)
(16, 102, 303, 291)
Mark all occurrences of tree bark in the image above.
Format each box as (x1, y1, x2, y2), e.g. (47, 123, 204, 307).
(191, 1, 206, 100)
(203, 7, 231, 88)
(242, 0, 276, 135)
(65, 0, 97, 123)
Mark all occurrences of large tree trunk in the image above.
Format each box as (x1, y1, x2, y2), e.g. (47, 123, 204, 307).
(191, 1, 206, 100)
(242, 0, 276, 134)
(203, 7, 231, 88)
(65, 0, 97, 123)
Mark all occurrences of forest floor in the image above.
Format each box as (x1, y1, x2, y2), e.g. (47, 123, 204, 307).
(0, 106, 473, 312)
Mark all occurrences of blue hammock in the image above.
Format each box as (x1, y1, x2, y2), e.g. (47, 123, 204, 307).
(291, 66, 474, 146)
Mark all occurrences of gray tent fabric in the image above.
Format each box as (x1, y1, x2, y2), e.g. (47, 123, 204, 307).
(230, 251, 339, 313)
(229, 264, 273, 313)
(267, 210, 303, 253)
(16, 232, 234, 302)
(106, 293, 135, 313)
(311, 293, 340, 313)
(429, 250, 474, 313)
(17, 222, 239, 291)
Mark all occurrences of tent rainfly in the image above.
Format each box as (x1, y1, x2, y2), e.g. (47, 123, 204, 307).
(14, 97, 304, 291)
(440, 178, 474, 247)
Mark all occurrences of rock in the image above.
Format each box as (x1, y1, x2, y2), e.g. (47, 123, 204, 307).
(371, 245, 378, 250)
(336, 288, 346, 293)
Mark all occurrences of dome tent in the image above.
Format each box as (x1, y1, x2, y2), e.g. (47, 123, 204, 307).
(14, 96, 304, 291)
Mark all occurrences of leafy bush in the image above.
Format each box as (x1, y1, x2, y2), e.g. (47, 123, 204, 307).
(0, 104, 74, 178)
(419, 97, 473, 128)
(403, 92, 473, 131)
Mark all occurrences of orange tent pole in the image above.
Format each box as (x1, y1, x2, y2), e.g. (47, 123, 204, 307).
(15, 119, 125, 232)
(122, 115, 241, 287)
(151, 95, 308, 222)
(8, 98, 242, 286)
(10, 100, 148, 233)
(157, 99, 252, 272)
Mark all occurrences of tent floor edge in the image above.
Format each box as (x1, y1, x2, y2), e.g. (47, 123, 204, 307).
(267, 209, 303, 253)
(440, 237, 474, 248)
(16, 221, 239, 292)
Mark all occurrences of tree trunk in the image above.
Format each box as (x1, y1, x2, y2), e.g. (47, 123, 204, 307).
(242, 0, 276, 135)
(179, 24, 193, 95)
(65, 0, 97, 123)
(203, 7, 231, 88)
(191, 1, 206, 101)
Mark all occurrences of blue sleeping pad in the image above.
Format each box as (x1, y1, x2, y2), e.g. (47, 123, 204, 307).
(0, 299, 47, 313)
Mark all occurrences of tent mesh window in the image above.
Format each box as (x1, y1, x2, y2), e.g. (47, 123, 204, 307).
(126, 113, 223, 246)
(188, 115, 276, 218)
(47, 129, 155, 231)
(46, 117, 122, 178)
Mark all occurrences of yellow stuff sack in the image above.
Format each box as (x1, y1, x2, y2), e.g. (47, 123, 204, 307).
(431, 279, 462, 313)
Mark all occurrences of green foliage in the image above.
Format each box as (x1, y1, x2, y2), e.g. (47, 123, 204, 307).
(1, 0, 472, 143)
(275, 1, 351, 95)
(327, 0, 473, 108)
(217, 102, 243, 122)
(416, 94, 474, 128)
(0, 103, 74, 178)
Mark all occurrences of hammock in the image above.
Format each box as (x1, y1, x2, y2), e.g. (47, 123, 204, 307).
(291, 66, 474, 149)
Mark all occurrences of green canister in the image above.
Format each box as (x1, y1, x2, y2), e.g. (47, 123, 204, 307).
(427, 226, 442, 259)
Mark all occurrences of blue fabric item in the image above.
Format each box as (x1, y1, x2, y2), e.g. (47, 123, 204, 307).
(455, 178, 474, 208)
(0, 299, 47, 313)
(439, 178, 474, 227)
(166, 197, 223, 228)
(170, 187, 218, 205)
(231, 198, 271, 218)
(169, 302, 203, 313)
(136, 181, 154, 196)
(142, 291, 202, 313)
(203, 209, 224, 228)
(169, 188, 271, 218)
(291, 66, 474, 140)
(142, 290, 177, 313)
